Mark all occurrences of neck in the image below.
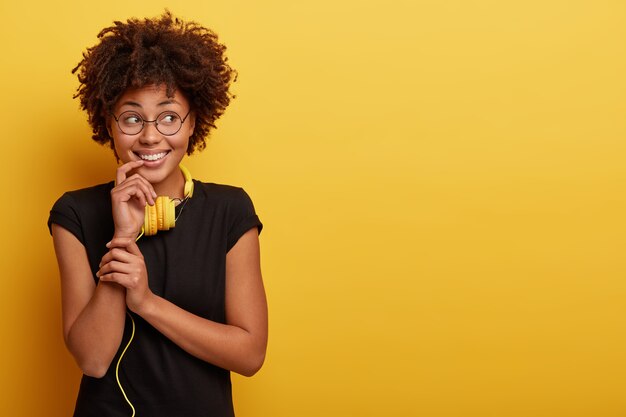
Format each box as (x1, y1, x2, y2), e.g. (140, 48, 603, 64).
(152, 168, 185, 199)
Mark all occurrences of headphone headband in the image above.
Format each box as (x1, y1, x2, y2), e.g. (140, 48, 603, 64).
(180, 164, 194, 198)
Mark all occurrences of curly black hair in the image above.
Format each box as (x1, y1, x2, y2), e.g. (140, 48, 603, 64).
(72, 10, 237, 154)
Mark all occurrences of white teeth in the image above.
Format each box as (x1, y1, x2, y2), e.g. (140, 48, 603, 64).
(138, 152, 167, 161)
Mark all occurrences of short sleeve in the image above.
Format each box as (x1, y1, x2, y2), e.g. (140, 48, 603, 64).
(226, 188, 263, 252)
(47, 192, 85, 244)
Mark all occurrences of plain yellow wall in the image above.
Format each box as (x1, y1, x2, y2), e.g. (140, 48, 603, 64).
(1, 1, 625, 416)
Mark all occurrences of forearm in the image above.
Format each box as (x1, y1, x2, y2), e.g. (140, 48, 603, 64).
(94, 230, 267, 377)
(66, 281, 127, 378)
(136, 294, 266, 376)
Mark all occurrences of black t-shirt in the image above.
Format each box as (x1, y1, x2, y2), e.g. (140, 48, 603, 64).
(48, 180, 262, 417)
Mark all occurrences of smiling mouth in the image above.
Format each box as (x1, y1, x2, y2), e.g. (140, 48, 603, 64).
(135, 151, 170, 161)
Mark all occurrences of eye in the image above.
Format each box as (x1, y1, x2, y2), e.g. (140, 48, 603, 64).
(121, 113, 142, 125)
(158, 112, 180, 125)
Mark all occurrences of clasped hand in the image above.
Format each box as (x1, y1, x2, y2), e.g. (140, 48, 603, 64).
(97, 237, 152, 313)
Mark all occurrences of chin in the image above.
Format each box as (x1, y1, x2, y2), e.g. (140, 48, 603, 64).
(138, 167, 168, 183)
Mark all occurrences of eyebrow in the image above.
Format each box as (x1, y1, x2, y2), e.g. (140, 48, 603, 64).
(158, 99, 181, 106)
(119, 99, 182, 108)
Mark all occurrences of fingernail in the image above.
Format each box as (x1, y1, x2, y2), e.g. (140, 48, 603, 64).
(106, 241, 111, 248)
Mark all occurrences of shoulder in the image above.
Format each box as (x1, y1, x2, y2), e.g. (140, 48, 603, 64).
(192, 180, 255, 206)
(51, 182, 114, 212)
(48, 182, 115, 240)
(53, 182, 115, 206)
(191, 181, 263, 249)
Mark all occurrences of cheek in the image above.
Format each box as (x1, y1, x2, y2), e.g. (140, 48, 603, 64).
(112, 136, 133, 161)
(177, 139, 190, 154)
(169, 134, 190, 151)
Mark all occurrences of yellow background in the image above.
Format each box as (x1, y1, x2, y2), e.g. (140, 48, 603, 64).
(1, 1, 625, 416)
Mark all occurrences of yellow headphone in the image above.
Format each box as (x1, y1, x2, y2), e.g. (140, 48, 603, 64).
(142, 164, 194, 236)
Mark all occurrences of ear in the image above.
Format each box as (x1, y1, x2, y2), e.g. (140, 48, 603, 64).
(188, 112, 195, 137)
(105, 117, 114, 138)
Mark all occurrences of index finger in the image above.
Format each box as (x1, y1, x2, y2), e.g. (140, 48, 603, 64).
(106, 236, 136, 249)
(116, 160, 145, 185)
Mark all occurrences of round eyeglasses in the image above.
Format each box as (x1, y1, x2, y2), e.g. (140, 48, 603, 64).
(112, 109, 192, 136)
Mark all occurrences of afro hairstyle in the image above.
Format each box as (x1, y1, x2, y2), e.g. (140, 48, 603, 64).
(72, 10, 237, 154)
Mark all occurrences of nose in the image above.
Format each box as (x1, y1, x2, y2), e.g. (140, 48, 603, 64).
(139, 121, 162, 145)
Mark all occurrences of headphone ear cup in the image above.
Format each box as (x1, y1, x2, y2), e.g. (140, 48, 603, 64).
(165, 197, 176, 230)
(145, 197, 176, 234)
(158, 196, 175, 231)
(156, 197, 164, 231)
(140, 165, 192, 238)
(144, 203, 158, 236)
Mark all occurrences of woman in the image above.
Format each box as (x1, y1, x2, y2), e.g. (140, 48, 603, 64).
(48, 11, 267, 417)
